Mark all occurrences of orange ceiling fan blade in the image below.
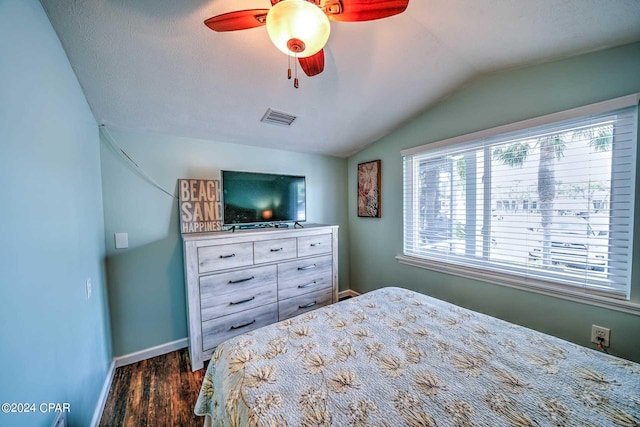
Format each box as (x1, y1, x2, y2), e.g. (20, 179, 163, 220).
(298, 49, 325, 77)
(204, 9, 270, 32)
(328, 0, 409, 22)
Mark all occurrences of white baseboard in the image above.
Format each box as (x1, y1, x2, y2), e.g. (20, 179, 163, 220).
(114, 337, 188, 368)
(90, 360, 115, 427)
(338, 289, 360, 299)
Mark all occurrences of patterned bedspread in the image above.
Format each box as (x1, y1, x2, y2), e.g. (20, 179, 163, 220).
(195, 287, 640, 426)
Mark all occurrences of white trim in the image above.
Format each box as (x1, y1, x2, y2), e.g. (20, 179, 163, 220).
(339, 289, 361, 299)
(90, 360, 115, 427)
(401, 93, 640, 156)
(114, 338, 188, 368)
(396, 254, 640, 316)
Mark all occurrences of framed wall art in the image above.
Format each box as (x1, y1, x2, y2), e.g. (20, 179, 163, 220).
(357, 160, 381, 218)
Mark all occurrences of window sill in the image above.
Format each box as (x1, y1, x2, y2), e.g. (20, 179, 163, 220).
(396, 254, 640, 316)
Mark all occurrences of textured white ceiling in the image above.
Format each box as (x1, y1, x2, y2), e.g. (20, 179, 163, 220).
(40, 0, 640, 157)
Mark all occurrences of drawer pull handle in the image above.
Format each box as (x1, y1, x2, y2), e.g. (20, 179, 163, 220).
(310, 243, 321, 247)
(230, 296, 255, 306)
(228, 276, 255, 284)
(299, 301, 317, 309)
(220, 253, 236, 259)
(298, 264, 317, 271)
(270, 248, 283, 252)
(229, 319, 256, 331)
(298, 281, 317, 289)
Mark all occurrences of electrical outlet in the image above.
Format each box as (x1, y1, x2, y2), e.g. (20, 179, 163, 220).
(52, 412, 67, 427)
(591, 325, 610, 348)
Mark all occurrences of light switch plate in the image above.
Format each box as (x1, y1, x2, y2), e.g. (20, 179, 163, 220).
(86, 278, 92, 300)
(115, 232, 129, 249)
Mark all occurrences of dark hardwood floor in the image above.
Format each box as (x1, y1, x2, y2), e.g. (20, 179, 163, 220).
(100, 348, 207, 426)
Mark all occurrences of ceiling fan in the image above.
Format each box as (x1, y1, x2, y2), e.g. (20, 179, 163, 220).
(204, 0, 410, 87)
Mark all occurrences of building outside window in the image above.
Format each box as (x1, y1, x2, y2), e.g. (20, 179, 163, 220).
(401, 96, 638, 302)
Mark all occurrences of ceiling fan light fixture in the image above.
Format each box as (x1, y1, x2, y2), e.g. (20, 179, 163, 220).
(266, 0, 330, 58)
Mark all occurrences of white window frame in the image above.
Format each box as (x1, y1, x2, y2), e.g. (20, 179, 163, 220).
(397, 94, 640, 315)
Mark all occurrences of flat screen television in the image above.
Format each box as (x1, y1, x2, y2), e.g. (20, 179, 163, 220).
(221, 170, 306, 226)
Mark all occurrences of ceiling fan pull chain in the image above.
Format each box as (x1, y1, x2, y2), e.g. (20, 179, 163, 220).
(294, 52, 299, 88)
(288, 54, 292, 80)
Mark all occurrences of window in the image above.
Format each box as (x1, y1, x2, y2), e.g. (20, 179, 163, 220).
(401, 96, 638, 301)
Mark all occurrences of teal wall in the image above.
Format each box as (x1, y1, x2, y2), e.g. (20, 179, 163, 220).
(0, 1, 112, 426)
(347, 42, 640, 362)
(1, 4, 637, 425)
(100, 129, 349, 356)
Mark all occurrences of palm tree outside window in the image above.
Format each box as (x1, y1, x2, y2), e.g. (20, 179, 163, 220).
(401, 97, 637, 301)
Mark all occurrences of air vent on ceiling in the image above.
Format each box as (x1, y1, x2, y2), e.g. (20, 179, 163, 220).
(261, 108, 297, 127)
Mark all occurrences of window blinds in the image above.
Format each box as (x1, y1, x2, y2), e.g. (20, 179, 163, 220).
(402, 98, 638, 300)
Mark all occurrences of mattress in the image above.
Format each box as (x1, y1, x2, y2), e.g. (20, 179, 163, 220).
(195, 287, 640, 426)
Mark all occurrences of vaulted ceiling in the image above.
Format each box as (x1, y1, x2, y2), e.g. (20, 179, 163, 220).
(41, 0, 640, 157)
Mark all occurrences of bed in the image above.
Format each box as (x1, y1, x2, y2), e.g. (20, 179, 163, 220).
(195, 287, 640, 426)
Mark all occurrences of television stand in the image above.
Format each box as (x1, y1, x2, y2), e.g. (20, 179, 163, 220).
(227, 224, 273, 232)
(227, 222, 304, 232)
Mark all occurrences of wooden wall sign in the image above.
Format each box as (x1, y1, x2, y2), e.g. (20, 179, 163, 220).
(178, 179, 222, 233)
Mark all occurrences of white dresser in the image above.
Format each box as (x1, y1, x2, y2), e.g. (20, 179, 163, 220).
(182, 224, 339, 371)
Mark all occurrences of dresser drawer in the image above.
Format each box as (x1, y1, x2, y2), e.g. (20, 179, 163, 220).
(277, 255, 332, 300)
(198, 242, 254, 273)
(202, 303, 278, 352)
(200, 265, 277, 321)
(278, 288, 332, 321)
(254, 238, 297, 264)
(297, 233, 332, 257)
